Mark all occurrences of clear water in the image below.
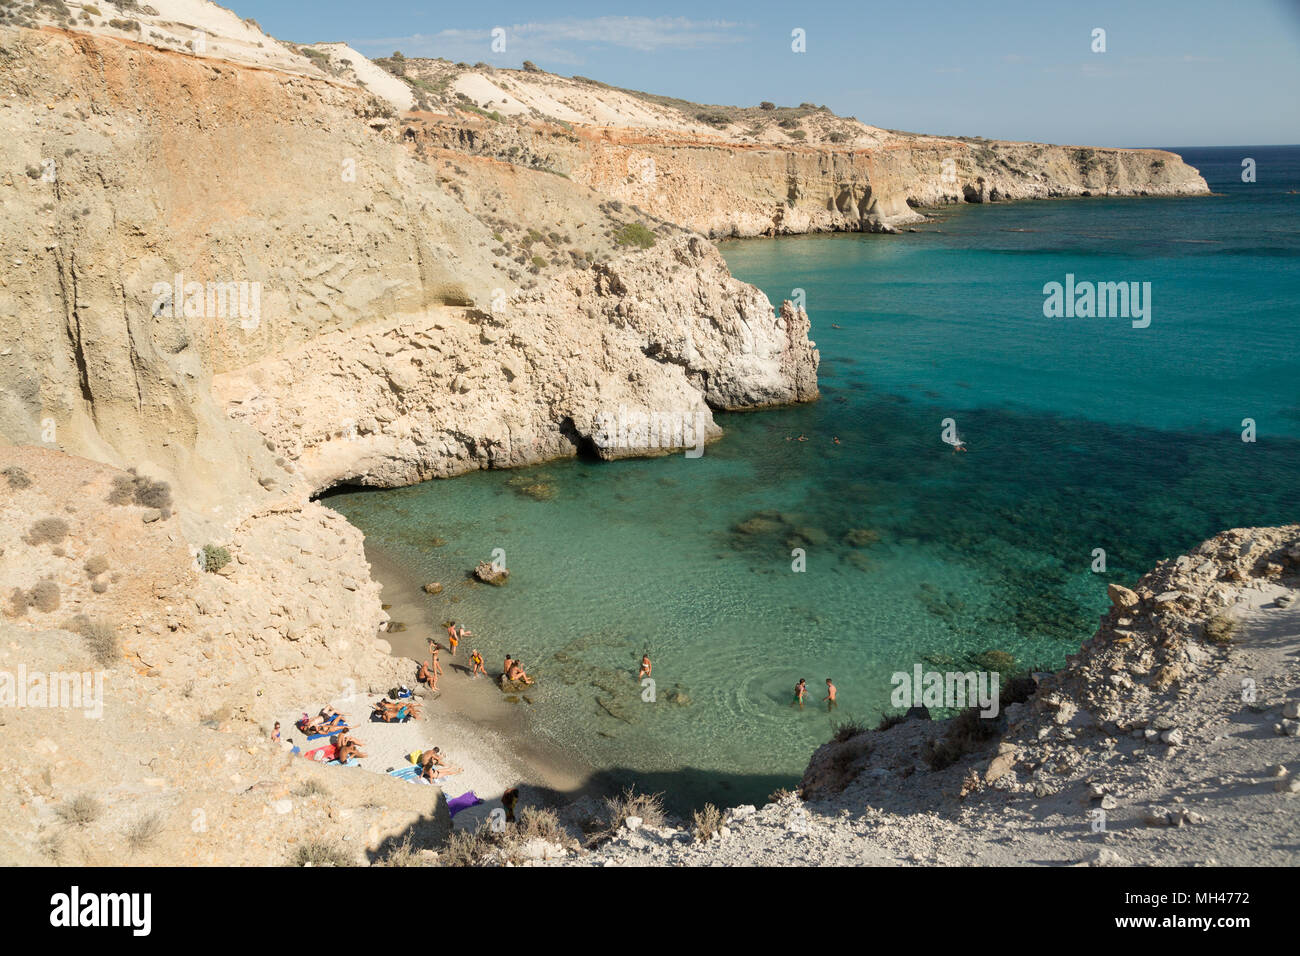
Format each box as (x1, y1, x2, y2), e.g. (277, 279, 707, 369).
(326, 146, 1300, 813)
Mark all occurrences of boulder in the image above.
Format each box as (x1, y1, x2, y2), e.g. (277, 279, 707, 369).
(474, 561, 509, 586)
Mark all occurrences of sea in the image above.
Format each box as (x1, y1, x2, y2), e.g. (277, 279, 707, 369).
(326, 145, 1300, 813)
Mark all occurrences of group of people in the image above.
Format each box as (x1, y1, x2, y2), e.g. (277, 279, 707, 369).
(414, 620, 536, 691)
(274, 706, 369, 763)
(373, 697, 421, 722)
(793, 677, 837, 711)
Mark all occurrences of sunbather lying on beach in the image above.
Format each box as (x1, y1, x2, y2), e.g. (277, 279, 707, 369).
(300, 710, 347, 734)
(335, 732, 368, 762)
(419, 747, 464, 780)
(373, 698, 421, 722)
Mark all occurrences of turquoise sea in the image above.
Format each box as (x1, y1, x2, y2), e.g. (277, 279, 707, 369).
(327, 146, 1300, 812)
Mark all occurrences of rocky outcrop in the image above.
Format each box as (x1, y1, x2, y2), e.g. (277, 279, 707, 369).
(212, 235, 818, 491)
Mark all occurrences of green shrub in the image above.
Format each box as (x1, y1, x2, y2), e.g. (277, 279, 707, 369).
(200, 544, 231, 573)
(613, 222, 657, 250)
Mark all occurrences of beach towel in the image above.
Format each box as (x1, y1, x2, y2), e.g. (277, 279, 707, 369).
(304, 744, 337, 762)
(388, 765, 429, 785)
(446, 791, 483, 817)
(326, 757, 360, 767)
(305, 725, 348, 742)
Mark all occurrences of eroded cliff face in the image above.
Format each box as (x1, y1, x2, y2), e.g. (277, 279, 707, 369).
(0, 25, 818, 522)
(413, 119, 1209, 238)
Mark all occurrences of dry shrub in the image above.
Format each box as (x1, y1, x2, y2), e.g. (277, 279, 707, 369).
(691, 803, 722, 841)
(922, 706, 1002, 770)
(125, 813, 165, 853)
(56, 794, 102, 828)
(24, 517, 68, 546)
(28, 579, 60, 613)
(291, 840, 352, 867)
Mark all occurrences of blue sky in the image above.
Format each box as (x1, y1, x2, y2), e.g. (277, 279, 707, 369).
(239, 0, 1300, 146)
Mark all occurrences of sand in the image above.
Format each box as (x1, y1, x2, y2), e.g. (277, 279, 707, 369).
(273, 542, 594, 831)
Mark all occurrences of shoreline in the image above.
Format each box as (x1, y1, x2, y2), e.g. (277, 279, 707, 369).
(361, 537, 600, 819)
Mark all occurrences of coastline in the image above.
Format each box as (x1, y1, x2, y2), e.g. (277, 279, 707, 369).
(359, 536, 599, 821)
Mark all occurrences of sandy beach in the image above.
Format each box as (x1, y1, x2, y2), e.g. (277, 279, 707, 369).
(273, 543, 595, 831)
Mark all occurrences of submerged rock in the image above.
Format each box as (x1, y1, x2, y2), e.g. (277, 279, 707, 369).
(474, 561, 509, 586)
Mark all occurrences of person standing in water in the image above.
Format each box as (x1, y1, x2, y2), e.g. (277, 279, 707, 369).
(446, 622, 459, 656)
(793, 678, 808, 709)
(823, 678, 837, 711)
(638, 654, 652, 679)
(470, 649, 486, 677)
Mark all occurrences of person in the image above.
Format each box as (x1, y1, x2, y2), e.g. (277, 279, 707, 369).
(505, 659, 533, 685)
(271, 721, 281, 742)
(793, 678, 807, 709)
(335, 731, 367, 762)
(796, 434, 808, 442)
(373, 698, 420, 722)
(446, 623, 460, 656)
(417, 660, 435, 689)
(419, 747, 463, 780)
(470, 649, 486, 677)
(501, 787, 520, 823)
(832, 436, 841, 445)
(638, 654, 652, 679)
(823, 678, 837, 711)
(503, 654, 514, 676)
(301, 710, 345, 734)
(430, 643, 444, 678)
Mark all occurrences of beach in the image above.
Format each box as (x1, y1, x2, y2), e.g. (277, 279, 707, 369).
(273, 542, 597, 830)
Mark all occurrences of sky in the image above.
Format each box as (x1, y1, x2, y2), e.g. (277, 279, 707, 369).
(237, 0, 1300, 146)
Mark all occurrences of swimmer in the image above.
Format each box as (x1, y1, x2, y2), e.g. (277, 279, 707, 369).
(793, 678, 807, 709)
(638, 654, 652, 679)
(823, 678, 837, 711)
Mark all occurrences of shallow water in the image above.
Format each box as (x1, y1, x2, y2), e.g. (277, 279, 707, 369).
(328, 146, 1300, 813)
